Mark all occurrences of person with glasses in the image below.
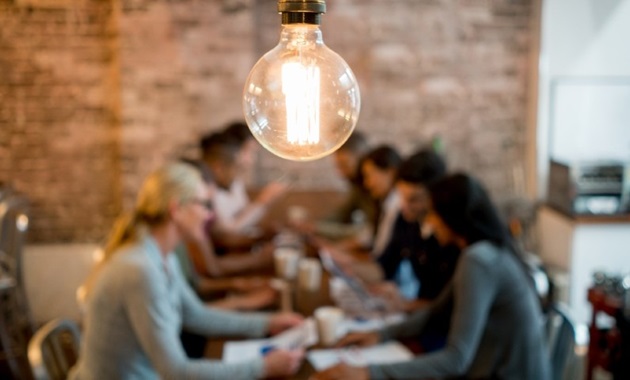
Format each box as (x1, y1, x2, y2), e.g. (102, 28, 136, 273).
(174, 159, 280, 358)
(71, 163, 304, 380)
(175, 158, 275, 286)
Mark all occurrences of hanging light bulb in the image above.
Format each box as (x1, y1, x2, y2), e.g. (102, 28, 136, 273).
(243, 0, 361, 162)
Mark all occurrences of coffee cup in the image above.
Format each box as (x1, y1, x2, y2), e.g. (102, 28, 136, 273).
(314, 306, 344, 346)
(274, 247, 300, 280)
(298, 258, 322, 291)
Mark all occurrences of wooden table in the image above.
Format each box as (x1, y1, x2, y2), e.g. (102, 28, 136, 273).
(205, 236, 389, 379)
(206, 340, 319, 380)
(206, 271, 337, 379)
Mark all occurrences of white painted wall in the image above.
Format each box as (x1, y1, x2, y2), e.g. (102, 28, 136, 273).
(23, 244, 99, 326)
(537, 0, 630, 195)
(535, 1, 630, 338)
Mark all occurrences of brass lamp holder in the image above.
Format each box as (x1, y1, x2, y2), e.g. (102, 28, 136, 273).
(278, 0, 326, 25)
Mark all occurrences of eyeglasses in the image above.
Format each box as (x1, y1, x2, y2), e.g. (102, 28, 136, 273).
(188, 198, 213, 210)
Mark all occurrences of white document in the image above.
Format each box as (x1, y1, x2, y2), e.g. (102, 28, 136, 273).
(222, 315, 407, 365)
(339, 313, 405, 333)
(223, 338, 267, 364)
(307, 341, 414, 371)
(222, 318, 318, 363)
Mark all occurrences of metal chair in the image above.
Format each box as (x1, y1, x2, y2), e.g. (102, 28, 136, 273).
(28, 319, 81, 380)
(0, 189, 34, 331)
(0, 188, 34, 379)
(545, 303, 578, 380)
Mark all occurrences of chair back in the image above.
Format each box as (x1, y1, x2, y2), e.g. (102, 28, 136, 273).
(0, 191, 29, 286)
(28, 319, 81, 380)
(545, 303, 577, 380)
(0, 188, 34, 334)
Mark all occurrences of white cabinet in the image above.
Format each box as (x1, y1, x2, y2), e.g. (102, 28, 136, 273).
(537, 206, 630, 325)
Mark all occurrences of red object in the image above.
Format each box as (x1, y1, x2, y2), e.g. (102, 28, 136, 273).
(586, 287, 622, 380)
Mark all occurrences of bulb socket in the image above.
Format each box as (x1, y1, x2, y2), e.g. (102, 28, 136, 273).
(278, 0, 325, 25)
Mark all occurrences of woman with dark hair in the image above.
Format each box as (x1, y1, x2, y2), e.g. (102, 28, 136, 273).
(327, 131, 373, 225)
(427, 173, 512, 248)
(313, 173, 550, 380)
(222, 121, 258, 170)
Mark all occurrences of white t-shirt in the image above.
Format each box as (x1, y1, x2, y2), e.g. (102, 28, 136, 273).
(372, 190, 401, 258)
(213, 178, 265, 234)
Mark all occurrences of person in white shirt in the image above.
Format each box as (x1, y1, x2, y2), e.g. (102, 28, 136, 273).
(200, 131, 286, 252)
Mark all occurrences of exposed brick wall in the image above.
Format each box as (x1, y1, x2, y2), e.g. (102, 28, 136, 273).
(0, 0, 534, 243)
(256, 0, 533, 195)
(0, 0, 121, 242)
(116, 0, 260, 206)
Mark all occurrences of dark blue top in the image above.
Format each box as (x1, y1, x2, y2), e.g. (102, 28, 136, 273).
(377, 213, 460, 300)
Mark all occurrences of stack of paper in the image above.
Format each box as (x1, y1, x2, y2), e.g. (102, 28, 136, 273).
(307, 342, 413, 370)
(222, 316, 413, 370)
(223, 318, 317, 363)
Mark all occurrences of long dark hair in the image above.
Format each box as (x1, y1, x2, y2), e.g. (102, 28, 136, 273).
(396, 148, 447, 185)
(428, 173, 512, 248)
(428, 173, 553, 310)
(361, 145, 402, 172)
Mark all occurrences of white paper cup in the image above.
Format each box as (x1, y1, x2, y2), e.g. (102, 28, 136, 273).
(314, 306, 344, 346)
(298, 258, 322, 291)
(274, 247, 300, 280)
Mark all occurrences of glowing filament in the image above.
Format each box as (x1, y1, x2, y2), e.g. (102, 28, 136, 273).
(282, 62, 320, 145)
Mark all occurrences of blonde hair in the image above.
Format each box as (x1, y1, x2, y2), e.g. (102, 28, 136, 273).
(83, 162, 203, 298)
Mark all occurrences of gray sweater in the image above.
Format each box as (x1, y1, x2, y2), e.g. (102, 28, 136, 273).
(369, 241, 551, 380)
(70, 236, 269, 380)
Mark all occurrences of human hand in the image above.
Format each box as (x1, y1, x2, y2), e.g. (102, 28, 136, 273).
(256, 182, 288, 206)
(252, 243, 274, 265)
(263, 348, 304, 378)
(268, 311, 304, 335)
(367, 282, 397, 296)
(230, 287, 278, 311)
(309, 362, 369, 380)
(334, 331, 380, 348)
(367, 282, 405, 312)
(325, 247, 356, 273)
(230, 276, 269, 292)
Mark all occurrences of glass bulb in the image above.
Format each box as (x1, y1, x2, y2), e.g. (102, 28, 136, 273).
(243, 24, 361, 161)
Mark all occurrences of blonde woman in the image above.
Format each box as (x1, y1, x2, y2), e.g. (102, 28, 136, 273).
(70, 163, 303, 380)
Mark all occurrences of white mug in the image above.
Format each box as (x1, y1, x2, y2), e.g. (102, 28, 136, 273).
(298, 258, 322, 291)
(274, 247, 300, 280)
(314, 306, 344, 346)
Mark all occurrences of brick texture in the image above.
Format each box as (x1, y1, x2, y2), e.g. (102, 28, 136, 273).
(0, 0, 534, 243)
(0, 0, 121, 242)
